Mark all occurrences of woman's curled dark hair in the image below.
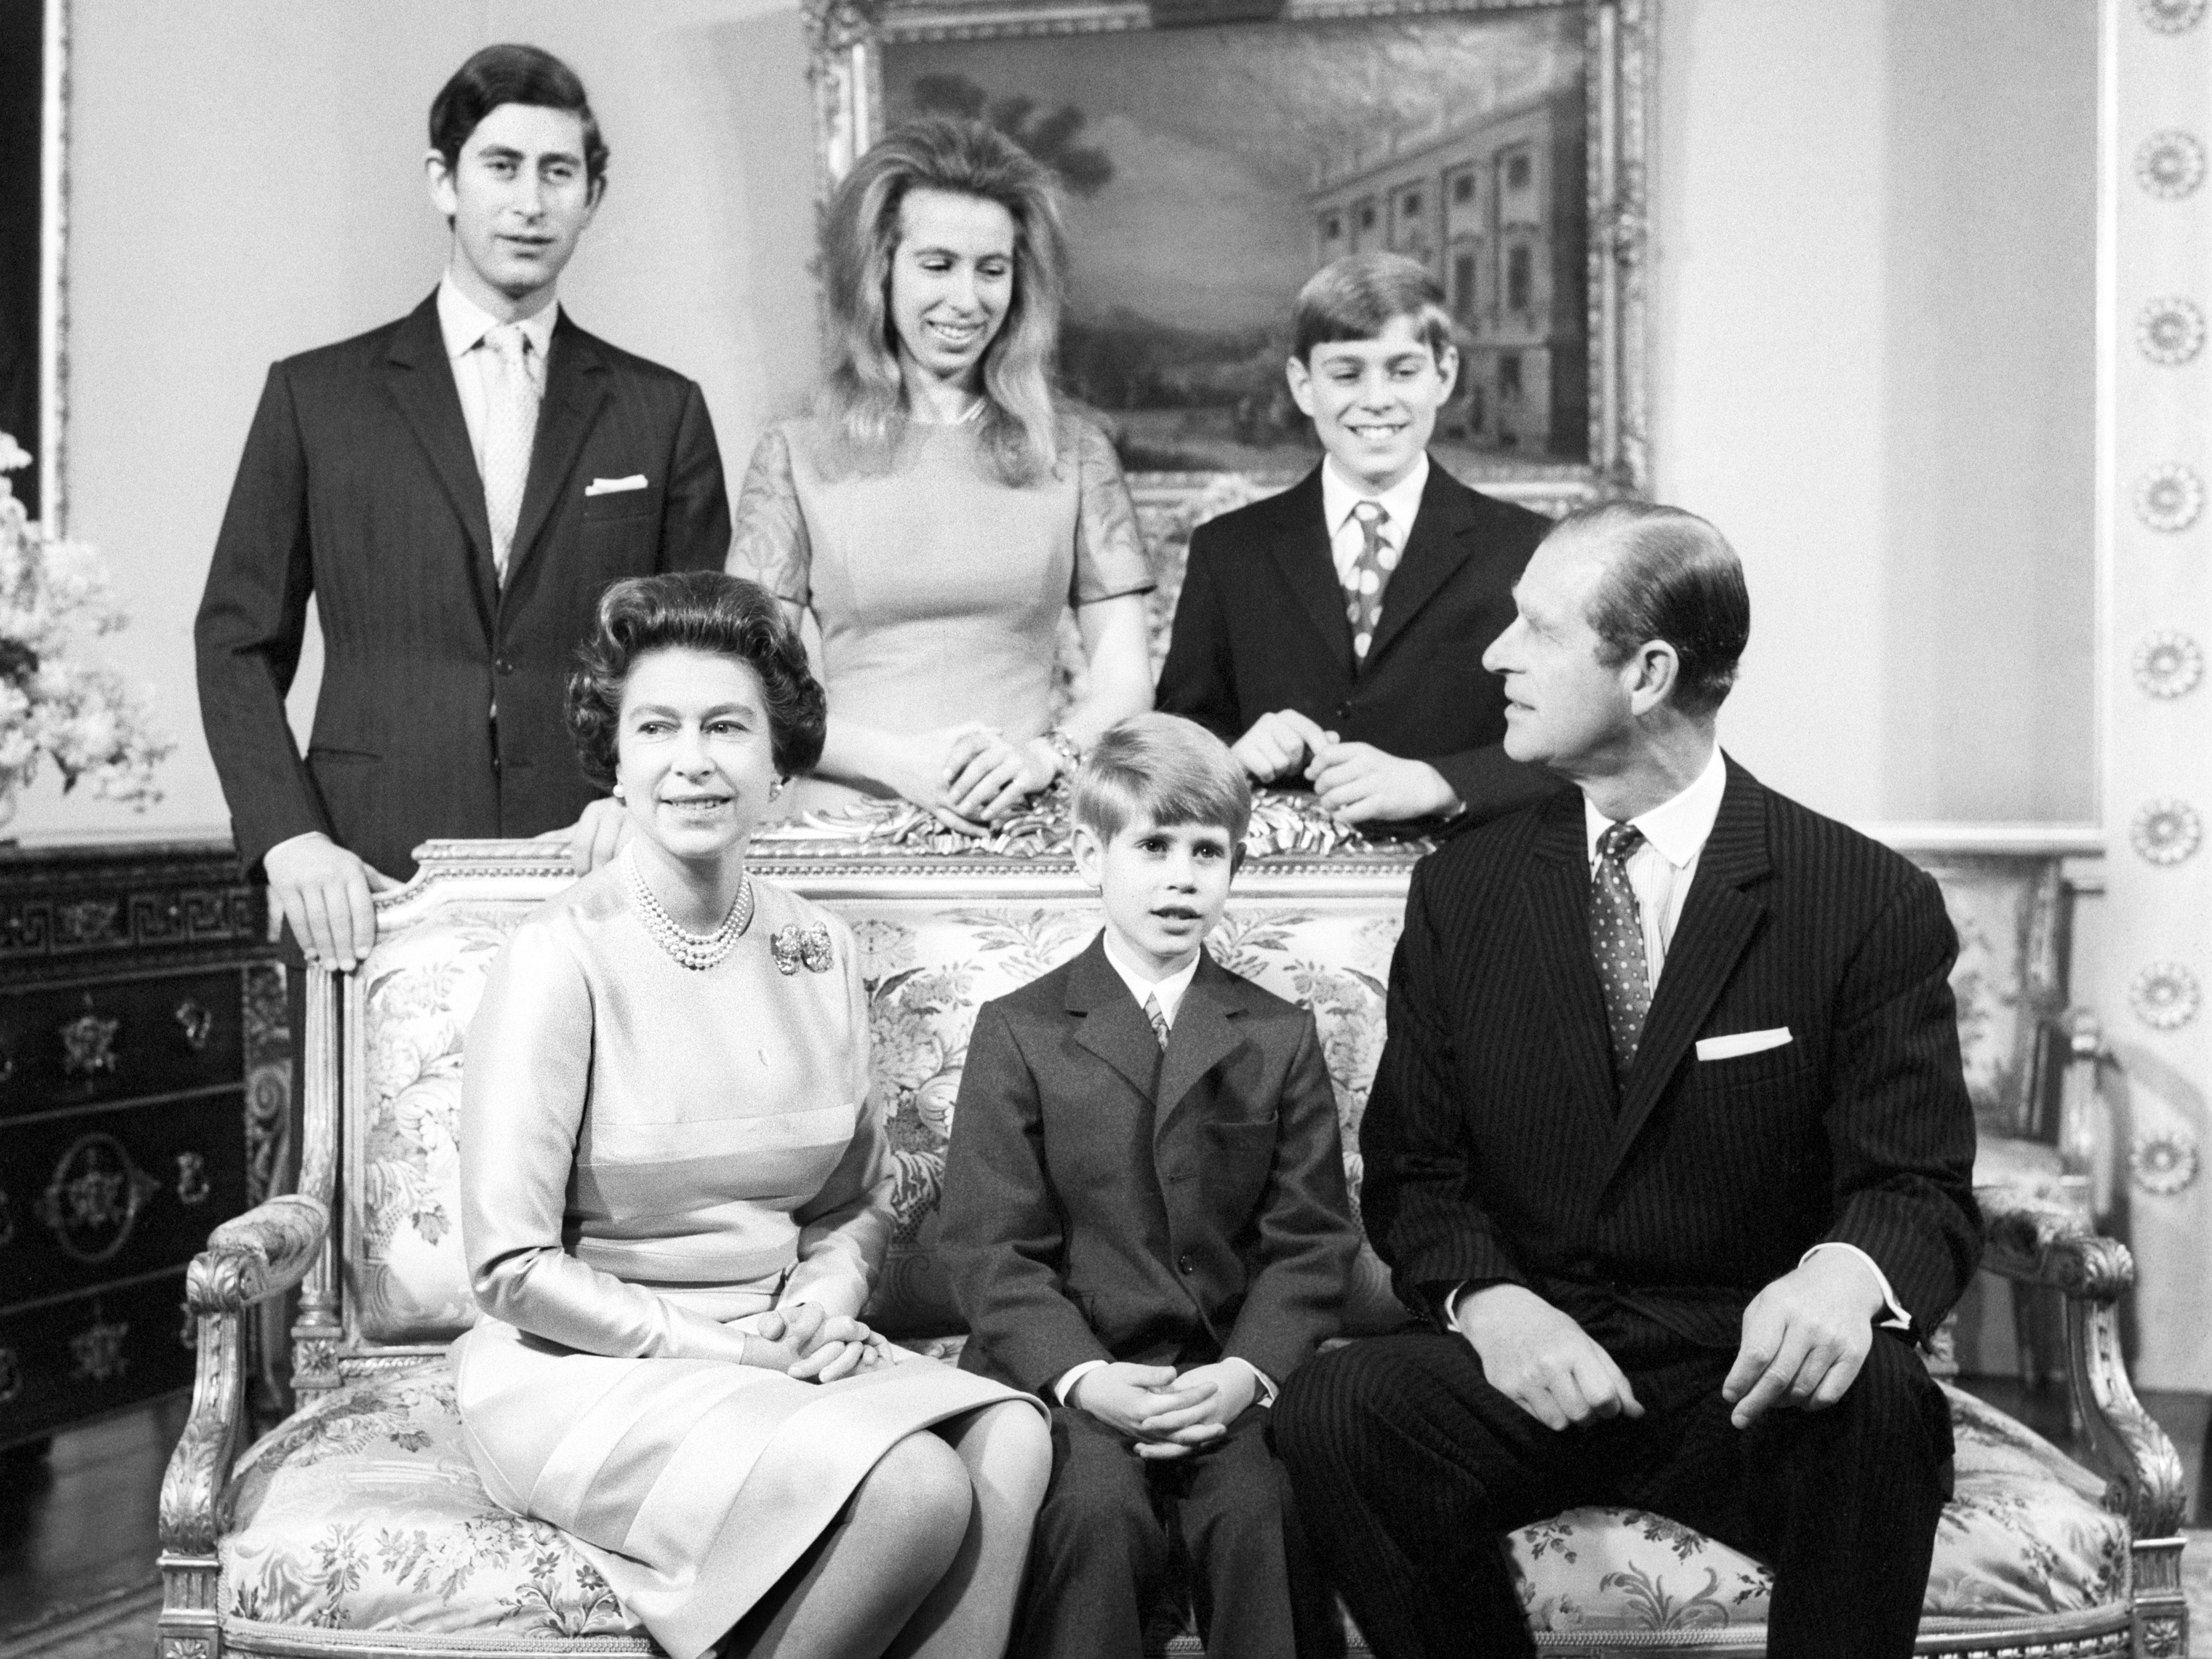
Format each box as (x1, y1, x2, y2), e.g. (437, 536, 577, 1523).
(568, 572, 826, 787)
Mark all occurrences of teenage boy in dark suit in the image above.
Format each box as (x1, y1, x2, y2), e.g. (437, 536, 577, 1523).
(939, 713, 1360, 1659)
(1158, 251, 1560, 834)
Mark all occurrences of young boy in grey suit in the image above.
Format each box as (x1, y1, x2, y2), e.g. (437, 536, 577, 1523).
(939, 713, 1360, 1659)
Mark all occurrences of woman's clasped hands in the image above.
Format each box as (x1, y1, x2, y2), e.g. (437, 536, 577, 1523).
(745, 1302, 894, 1382)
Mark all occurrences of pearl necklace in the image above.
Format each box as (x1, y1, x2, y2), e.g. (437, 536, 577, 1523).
(622, 848, 754, 972)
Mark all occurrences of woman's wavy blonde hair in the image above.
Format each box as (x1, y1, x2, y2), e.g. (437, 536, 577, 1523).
(818, 117, 1069, 487)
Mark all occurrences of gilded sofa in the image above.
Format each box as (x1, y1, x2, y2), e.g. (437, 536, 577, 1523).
(158, 823, 2187, 1659)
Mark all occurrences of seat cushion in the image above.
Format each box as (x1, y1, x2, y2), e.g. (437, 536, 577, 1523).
(1506, 1385, 2130, 1635)
(220, 1368, 2129, 1645)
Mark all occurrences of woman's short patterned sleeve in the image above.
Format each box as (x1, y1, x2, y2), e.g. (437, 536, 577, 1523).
(1066, 414, 1156, 607)
(727, 422, 813, 606)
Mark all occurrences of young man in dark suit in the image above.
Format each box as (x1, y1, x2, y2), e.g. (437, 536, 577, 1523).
(195, 44, 730, 971)
(939, 713, 1360, 1659)
(1157, 252, 1560, 833)
(1272, 503, 1981, 1659)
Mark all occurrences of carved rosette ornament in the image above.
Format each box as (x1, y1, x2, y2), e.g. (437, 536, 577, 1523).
(2131, 1127, 2201, 1196)
(2134, 630, 2205, 698)
(2136, 130, 2208, 198)
(2134, 462, 2205, 531)
(2137, 296, 2207, 364)
(2132, 797, 2203, 865)
(2137, 0, 2208, 31)
(2130, 961, 2202, 1030)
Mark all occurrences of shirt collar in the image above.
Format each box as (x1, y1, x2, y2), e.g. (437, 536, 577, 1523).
(1100, 930, 1204, 1026)
(1320, 451, 1429, 541)
(1583, 743, 1728, 871)
(436, 273, 559, 362)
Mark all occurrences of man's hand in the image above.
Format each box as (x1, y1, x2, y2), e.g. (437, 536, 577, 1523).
(1722, 1250, 1884, 1428)
(1072, 1361, 1216, 1456)
(1231, 709, 1332, 783)
(1455, 1282, 1643, 1431)
(1306, 740, 1459, 823)
(263, 832, 400, 970)
(753, 1303, 889, 1383)
(534, 796, 630, 874)
(1131, 1360, 1257, 1460)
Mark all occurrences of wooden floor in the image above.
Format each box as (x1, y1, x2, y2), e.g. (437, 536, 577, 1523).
(1, 1382, 2207, 1637)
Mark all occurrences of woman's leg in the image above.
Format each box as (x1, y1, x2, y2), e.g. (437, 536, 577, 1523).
(888, 1401, 1053, 1659)
(725, 1432, 973, 1659)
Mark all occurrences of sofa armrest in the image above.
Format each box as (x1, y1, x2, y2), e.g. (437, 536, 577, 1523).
(158, 1195, 329, 1560)
(1974, 1185, 2187, 1539)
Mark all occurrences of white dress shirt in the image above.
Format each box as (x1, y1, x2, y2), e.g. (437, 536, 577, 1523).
(1319, 453, 1429, 589)
(1055, 935, 1278, 1410)
(1448, 745, 1909, 1333)
(435, 275, 557, 473)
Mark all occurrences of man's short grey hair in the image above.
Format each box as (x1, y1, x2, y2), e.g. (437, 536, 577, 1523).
(1551, 501, 1749, 717)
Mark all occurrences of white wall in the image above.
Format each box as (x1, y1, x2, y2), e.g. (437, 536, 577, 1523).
(31, 0, 2098, 843)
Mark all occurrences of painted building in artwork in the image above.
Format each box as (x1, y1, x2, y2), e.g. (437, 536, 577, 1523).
(1307, 83, 1588, 458)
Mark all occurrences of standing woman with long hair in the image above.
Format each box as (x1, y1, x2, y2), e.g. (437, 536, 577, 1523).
(730, 117, 1155, 830)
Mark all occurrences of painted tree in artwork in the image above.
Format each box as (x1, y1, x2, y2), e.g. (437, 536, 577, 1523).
(908, 72, 1116, 197)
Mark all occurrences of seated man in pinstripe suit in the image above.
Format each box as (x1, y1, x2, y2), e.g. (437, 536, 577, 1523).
(1273, 501, 1981, 1659)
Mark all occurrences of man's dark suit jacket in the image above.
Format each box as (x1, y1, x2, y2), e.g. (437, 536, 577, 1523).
(195, 292, 730, 881)
(940, 936, 1360, 1395)
(1360, 757, 1981, 1352)
(1157, 460, 1561, 826)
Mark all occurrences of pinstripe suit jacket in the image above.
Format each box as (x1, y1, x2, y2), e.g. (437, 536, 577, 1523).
(195, 293, 730, 880)
(1359, 756, 1981, 1351)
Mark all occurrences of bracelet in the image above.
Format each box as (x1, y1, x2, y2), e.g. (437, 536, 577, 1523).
(1043, 727, 1084, 775)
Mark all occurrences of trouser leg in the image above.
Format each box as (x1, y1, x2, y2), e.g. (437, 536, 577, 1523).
(1175, 1407, 1341, 1659)
(1010, 1407, 1168, 1659)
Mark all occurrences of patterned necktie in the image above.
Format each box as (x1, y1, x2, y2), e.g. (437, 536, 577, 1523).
(1345, 501, 1398, 662)
(1590, 822, 1652, 1077)
(1143, 992, 1171, 1050)
(481, 324, 543, 584)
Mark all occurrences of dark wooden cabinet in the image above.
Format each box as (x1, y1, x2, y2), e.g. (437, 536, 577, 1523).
(0, 842, 284, 1448)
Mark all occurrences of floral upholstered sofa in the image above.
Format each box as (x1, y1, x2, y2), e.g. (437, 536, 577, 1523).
(159, 824, 2188, 1659)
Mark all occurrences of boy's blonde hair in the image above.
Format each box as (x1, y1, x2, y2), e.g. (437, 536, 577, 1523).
(1072, 714, 1252, 845)
(1292, 251, 1455, 367)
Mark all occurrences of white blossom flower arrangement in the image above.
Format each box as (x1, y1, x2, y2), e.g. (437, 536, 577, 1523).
(0, 433, 171, 810)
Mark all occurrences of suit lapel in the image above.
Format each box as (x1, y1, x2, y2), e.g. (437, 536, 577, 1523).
(1263, 469, 1355, 674)
(1154, 953, 1245, 1138)
(1521, 793, 1622, 1147)
(504, 313, 612, 593)
(1365, 464, 1475, 669)
(382, 294, 500, 625)
(1066, 936, 1164, 1105)
(1604, 759, 1774, 1176)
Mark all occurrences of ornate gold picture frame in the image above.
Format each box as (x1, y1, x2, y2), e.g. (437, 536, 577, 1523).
(805, 0, 1648, 515)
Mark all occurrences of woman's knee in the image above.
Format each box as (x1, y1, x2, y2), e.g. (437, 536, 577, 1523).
(853, 1432, 975, 1562)
(960, 1402, 1051, 1511)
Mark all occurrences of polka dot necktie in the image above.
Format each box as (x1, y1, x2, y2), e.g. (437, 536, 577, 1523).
(481, 323, 543, 584)
(1590, 822, 1652, 1078)
(1345, 501, 1399, 662)
(1144, 992, 1171, 1051)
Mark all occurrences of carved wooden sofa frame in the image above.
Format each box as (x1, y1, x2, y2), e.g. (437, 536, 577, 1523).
(154, 837, 2188, 1659)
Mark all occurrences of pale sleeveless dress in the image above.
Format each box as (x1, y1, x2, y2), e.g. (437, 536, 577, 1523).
(729, 410, 1154, 817)
(449, 865, 1036, 1659)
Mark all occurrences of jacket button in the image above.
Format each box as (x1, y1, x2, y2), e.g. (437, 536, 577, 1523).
(1335, 702, 1351, 720)
(1177, 1253, 1196, 1275)
(494, 657, 515, 676)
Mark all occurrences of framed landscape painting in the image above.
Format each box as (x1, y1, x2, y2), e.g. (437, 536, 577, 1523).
(806, 0, 1648, 511)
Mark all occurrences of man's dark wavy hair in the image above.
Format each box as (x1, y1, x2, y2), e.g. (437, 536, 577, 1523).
(1557, 500, 1750, 717)
(567, 573, 826, 787)
(429, 44, 609, 191)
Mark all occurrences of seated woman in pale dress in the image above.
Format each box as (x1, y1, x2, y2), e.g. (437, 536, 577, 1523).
(451, 571, 1049, 1659)
(730, 117, 1155, 830)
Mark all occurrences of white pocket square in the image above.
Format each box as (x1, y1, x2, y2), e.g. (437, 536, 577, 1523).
(1696, 1027, 1793, 1062)
(584, 474, 649, 496)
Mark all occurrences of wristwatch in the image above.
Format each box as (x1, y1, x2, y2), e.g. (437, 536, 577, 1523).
(1043, 727, 1084, 775)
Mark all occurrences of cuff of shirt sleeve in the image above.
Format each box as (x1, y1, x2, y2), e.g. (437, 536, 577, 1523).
(1802, 1242, 1912, 1331)
(1055, 1359, 1110, 1406)
(1220, 1355, 1277, 1408)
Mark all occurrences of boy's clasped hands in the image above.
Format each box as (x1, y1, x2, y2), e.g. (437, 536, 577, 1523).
(1232, 706, 1460, 824)
(1070, 1360, 1260, 1460)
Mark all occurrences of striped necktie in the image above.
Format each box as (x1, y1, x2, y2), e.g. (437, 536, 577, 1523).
(1143, 992, 1171, 1050)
